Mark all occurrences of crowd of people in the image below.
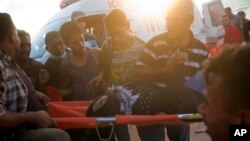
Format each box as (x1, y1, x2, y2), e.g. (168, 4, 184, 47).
(0, 0, 250, 141)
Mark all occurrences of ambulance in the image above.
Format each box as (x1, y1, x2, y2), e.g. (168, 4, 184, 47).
(30, 0, 225, 63)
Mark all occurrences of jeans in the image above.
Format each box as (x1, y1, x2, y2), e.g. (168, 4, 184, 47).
(136, 124, 190, 141)
(14, 128, 70, 141)
(115, 124, 130, 141)
(133, 86, 204, 141)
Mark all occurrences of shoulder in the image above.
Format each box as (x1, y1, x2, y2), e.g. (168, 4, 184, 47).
(101, 39, 109, 49)
(190, 38, 209, 56)
(131, 36, 146, 45)
(192, 38, 206, 49)
(131, 36, 146, 49)
(88, 47, 102, 57)
(147, 33, 168, 44)
(146, 33, 169, 49)
(88, 47, 101, 65)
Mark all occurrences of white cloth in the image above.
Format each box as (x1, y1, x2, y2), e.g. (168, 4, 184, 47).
(106, 85, 139, 114)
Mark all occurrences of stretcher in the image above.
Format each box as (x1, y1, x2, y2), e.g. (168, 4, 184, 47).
(48, 101, 203, 129)
(48, 101, 203, 141)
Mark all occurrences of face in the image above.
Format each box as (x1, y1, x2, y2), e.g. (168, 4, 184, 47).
(222, 16, 230, 28)
(67, 33, 85, 54)
(17, 34, 30, 62)
(9, 29, 21, 59)
(166, 14, 192, 39)
(48, 41, 65, 57)
(198, 73, 240, 141)
(109, 24, 129, 46)
(225, 9, 232, 17)
(238, 13, 245, 20)
(76, 17, 86, 32)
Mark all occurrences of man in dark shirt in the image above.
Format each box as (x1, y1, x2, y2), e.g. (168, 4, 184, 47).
(132, 0, 209, 141)
(0, 12, 70, 141)
(243, 21, 250, 42)
(15, 30, 49, 93)
(44, 31, 72, 100)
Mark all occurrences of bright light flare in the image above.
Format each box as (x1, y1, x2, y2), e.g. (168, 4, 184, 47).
(132, 0, 172, 18)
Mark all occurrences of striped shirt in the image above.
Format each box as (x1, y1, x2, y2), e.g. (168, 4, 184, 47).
(102, 36, 145, 86)
(137, 31, 209, 88)
(0, 50, 28, 116)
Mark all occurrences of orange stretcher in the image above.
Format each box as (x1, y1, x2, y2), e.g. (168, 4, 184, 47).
(48, 101, 203, 129)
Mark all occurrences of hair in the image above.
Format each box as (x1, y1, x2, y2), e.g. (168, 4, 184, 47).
(86, 92, 121, 117)
(17, 30, 30, 39)
(205, 44, 250, 113)
(71, 11, 85, 21)
(225, 7, 232, 13)
(0, 13, 16, 43)
(167, 0, 194, 17)
(237, 11, 246, 17)
(106, 9, 128, 31)
(59, 21, 82, 44)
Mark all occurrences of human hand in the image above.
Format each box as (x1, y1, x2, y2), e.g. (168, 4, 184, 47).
(169, 51, 188, 65)
(162, 51, 188, 73)
(87, 73, 103, 92)
(39, 69, 50, 84)
(36, 91, 50, 107)
(29, 110, 56, 128)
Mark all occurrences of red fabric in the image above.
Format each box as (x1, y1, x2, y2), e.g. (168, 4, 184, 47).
(48, 101, 91, 117)
(48, 101, 193, 129)
(205, 42, 222, 57)
(224, 25, 242, 44)
(46, 86, 63, 102)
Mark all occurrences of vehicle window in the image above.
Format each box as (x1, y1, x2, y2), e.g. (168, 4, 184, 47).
(30, 17, 69, 59)
(208, 2, 225, 27)
(85, 14, 107, 46)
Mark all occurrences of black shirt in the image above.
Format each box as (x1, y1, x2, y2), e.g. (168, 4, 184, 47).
(137, 31, 209, 88)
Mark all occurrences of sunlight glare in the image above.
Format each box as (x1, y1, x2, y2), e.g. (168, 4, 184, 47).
(133, 0, 172, 18)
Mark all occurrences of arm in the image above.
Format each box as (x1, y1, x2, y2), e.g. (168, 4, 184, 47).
(0, 111, 55, 131)
(133, 49, 187, 81)
(38, 68, 50, 93)
(87, 47, 103, 92)
(90, 47, 102, 66)
(132, 61, 174, 81)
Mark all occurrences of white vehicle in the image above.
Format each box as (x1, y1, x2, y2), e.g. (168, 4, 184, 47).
(30, 0, 225, 63)
(202, 0, 226, 43)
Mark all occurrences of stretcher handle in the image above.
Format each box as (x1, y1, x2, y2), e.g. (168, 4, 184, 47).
(96, 117, 115, 141)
